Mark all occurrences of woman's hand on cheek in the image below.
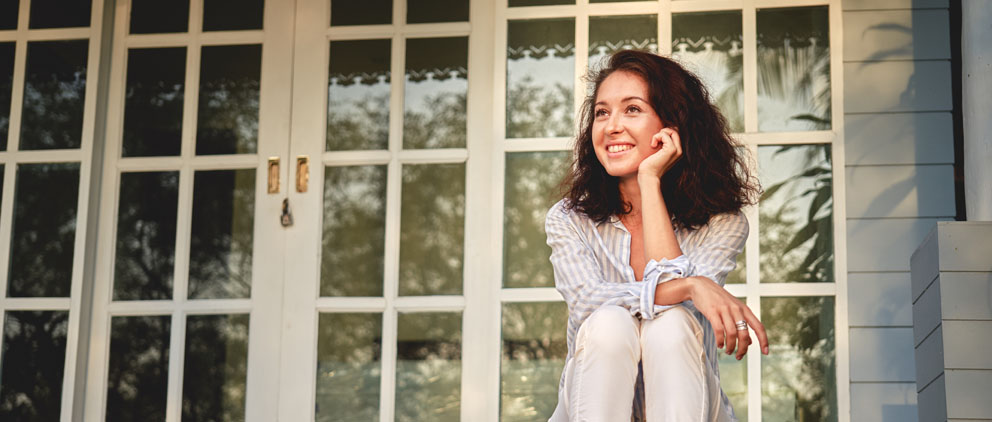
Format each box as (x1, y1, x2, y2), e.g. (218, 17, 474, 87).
(638, 128, 682, 181)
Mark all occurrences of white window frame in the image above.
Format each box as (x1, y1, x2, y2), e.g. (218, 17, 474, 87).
(489, 1, 849, 421)
(0, 0, 107, 420)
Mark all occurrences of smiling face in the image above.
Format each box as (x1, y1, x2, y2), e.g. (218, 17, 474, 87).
(591, 71, 666, 181)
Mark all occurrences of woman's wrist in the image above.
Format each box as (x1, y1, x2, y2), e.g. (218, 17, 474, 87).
(637, 172, 662, 187)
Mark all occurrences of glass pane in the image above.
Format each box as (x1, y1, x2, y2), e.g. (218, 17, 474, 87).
(718, 300, 747, 421)
(130, 0, 189, 33)
(188, 169, 255, 299)
(503, 151, 569, 288)
(315, 313, 382, 422)
(196, 44, 260, 155)
(107, 315, 171, 421)
(321, 165, 386, 297)
(758, 145, 833, 284)
(589, 15, 657, 71)
(508, 0, 573, 6)
(122, 47, 186, 157)
(7, 163, 79, 297)
(29, 0, 91, 29)
(672, 11, 744, 133)
(0, 311, 68, 420)
(404, 37, 467, 149)
(203, 0, 264, 31)
(114, 171, 179, 301)
(331, 0, 391, 26)
(757, 6, 831, 132)
(407, 0, 468, 23)
(0, 1, 16, 30)
(726, 249, 745, 284)
(182, 314, 250, 421)
(762, 296, 836, 421)
(1, 42, 13, 151)
(507, 19, 574, 139)
(20, 40, 88, 150)
(500, 302, 566, 421)
(398, 163, 465, 296)
(327, 40, 390, 151)
(396, 312, 461, 421)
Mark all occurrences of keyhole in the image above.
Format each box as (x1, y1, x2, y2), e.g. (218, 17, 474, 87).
(281, 198, 293, 227)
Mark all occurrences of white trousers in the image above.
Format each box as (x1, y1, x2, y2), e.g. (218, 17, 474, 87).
(552, 305, 733, 422)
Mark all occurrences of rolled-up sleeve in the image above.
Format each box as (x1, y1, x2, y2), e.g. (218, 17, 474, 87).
(639, 211, 749, 319)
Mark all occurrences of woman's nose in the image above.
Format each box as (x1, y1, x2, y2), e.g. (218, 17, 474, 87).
(605, 113, 623, 134)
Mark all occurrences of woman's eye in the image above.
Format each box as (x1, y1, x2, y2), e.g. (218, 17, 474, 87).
(594, 109, 608, 117)
(626, 105, 641, 113)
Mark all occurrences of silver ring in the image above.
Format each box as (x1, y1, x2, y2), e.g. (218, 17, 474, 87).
(735, 320, 748, 331)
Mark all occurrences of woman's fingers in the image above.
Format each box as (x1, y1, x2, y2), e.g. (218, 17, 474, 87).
(665, 128, 682, 157)
(720, 310, 738, 355)
(743, 306, 770, 355)
(730, 307, 751, 360)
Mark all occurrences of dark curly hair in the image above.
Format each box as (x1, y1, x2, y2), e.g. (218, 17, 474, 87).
(562, 50, 759, 230)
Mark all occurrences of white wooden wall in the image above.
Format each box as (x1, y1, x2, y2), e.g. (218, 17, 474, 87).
(841, 0, 956, 420)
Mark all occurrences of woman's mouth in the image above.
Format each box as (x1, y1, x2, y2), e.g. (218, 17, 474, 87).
(607, 144, 633, 153)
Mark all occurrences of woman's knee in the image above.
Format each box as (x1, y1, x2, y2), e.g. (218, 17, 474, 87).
(577, 306, 639, 356)
(641, 306, 701, 352)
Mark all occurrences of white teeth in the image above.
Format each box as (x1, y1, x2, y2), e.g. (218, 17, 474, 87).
(608, 145, 633, 153)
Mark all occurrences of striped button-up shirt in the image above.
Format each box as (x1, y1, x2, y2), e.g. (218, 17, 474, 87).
(545, 199, 748, 421)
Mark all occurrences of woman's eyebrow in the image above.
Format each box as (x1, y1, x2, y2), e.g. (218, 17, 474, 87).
(594, 96, 648, 106)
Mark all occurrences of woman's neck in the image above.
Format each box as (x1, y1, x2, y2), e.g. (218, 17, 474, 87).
(618, 176, 643, 220)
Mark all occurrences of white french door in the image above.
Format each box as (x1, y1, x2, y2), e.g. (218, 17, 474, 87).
(277, 0, 494, 420)
(82, 0, 496, 421)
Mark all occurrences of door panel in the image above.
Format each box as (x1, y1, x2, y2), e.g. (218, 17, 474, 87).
(84, 1, 294, 421)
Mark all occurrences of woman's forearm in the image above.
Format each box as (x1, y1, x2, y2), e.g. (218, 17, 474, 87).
(653, 277, 695, 305)
(638, 175, 683, 262)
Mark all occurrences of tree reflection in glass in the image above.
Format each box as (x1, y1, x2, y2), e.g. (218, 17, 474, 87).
(758, 145, 833, 284)
(327, 40, 390, 151)
(28, 0, 91, 29)
(395, 312, 461, 422)
(129, 0, 189, 34)
(107, 315, 171, 421)
(114, 171, 178, 300)
(19, 40, 88, 150)
(321, 165, 387, 297)
(588, 15, 657, 72)
(761, 296, 836, 421)
(122, 47, 185, 157)
(8, 163, 79, 297)
(500, 302, 567, 421)
(196, 44, 260, 155)
(672, 11, 744, 133)
(0, 311, 68, 420)
(757, 7, 831, 132)
(182, 314, 250, 422)
(503, 151, 569, 288)
(398, 163, 465, 296)
(0, 2, 16, 30)
(315, 313, 382, 422)
(506, 19, 574, 139)
(404, 37, 467, 149)
(1, 42, 14, 151)
(188, 169, 255, 299)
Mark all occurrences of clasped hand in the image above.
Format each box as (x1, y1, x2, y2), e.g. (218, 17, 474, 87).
(638, 127, 682, 179)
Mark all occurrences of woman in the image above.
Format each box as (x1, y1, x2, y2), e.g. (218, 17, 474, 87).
(546, 50, 768, 421)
